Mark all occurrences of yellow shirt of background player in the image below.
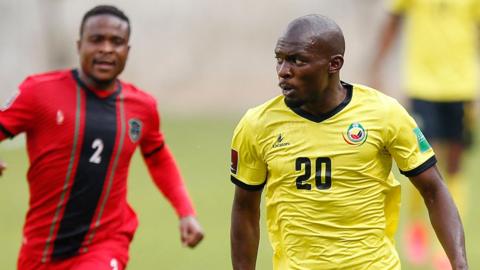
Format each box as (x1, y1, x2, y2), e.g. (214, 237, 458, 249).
(230, 83, 435, 270)
(390, 0, 480, 101)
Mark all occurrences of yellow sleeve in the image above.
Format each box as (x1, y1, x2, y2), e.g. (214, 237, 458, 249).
(384, 99, 436, 177)
(230, 110, 267, 190)
(389, 0, 411, 14)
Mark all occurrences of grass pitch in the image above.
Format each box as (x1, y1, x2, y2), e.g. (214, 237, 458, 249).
(1, 115, 478, 269)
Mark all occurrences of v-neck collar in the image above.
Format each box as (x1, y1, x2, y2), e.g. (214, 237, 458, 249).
(285, 81, 353, 123)
(71, 69, 121, 99)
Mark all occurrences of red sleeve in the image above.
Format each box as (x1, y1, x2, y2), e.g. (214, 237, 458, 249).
(140, 99, 196, 218)
(0, 78, 36, 139)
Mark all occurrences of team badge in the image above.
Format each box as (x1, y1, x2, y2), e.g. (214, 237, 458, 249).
(342, 122, 368, 146)
(128, 119, 142, 143)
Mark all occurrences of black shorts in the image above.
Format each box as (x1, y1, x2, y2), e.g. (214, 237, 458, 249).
(410, 99, 472, 145)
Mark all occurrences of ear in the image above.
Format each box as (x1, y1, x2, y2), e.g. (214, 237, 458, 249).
(328, 54, 344, 74)
(76, 39, 81, 53)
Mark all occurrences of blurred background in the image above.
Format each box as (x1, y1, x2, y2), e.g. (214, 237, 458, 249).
(0, 0, 478, 269)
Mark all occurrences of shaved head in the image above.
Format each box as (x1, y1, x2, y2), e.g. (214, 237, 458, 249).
(274, 14, 347, 112)
(281, 14, 345, 56)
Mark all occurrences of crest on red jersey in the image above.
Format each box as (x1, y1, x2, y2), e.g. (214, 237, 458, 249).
(128, 119, 142, 143)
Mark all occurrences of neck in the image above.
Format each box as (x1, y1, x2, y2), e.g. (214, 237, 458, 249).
(78, 69, 116, 91)
(301, 79, 346, 116)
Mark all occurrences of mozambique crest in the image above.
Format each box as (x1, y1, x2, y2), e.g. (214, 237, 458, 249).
(128, 119, 143, 143)
(342, 122, 368, 146)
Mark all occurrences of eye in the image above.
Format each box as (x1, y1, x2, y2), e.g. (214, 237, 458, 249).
(112, 37, 126, 46)
(88, 35, 103, 43)
(294, 58, 306, 65)
(275, 56, 283, 64)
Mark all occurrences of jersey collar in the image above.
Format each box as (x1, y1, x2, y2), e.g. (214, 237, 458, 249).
(71, 69, 121, 99)
(285, 81, 353, 123)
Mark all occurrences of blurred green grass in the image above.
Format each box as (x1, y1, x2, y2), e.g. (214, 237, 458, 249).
(1, 115, 479, 269)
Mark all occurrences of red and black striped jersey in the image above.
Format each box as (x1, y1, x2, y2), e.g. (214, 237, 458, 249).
(0, 69, 195, 262)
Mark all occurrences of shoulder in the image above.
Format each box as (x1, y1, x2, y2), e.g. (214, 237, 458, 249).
(119, 80, 158, 107)
(351, 83, 404, 114)
(236, 95, 285, 132)
(20, 69, 72, 90)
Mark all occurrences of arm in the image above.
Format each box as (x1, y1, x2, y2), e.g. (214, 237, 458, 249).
(370, 13, 403, 89)
(143, 145, 204, 248)
(409, 165, 468, 270)
(231, 186, 262, 270)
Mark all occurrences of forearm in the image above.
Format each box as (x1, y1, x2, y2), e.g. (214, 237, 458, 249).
(144, 145, 195, 217)
(371, 14, 402, 68)
(423, 182, 468, 269)
(231, 205, 260, 270)
(231, 187, 262, 270)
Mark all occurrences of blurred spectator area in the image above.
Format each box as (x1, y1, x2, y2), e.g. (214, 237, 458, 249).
(0, 0, 405, 114)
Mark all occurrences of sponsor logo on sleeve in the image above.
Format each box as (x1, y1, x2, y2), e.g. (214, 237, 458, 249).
(231, 149, 239, 174)
(413, 127, 431, 153)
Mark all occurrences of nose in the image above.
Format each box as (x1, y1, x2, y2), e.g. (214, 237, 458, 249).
(277, 61, 293, 79)
(99, 41, 114, 53)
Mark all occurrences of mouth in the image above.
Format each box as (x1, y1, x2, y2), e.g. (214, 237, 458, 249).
(93, 59, 116, 71)
(279, 82, 295, 97)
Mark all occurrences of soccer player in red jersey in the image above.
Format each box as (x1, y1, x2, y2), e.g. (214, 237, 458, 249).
(0, 5, 203, 270)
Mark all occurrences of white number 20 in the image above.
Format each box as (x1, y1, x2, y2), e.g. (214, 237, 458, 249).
(89, 138, 104, 164)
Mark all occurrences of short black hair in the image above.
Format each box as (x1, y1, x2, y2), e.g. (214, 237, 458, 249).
(80, 5, 130, 37)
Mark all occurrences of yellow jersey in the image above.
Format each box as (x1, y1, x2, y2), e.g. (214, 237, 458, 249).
(230, 83, 436, 269)
(390, 0, 480, 101)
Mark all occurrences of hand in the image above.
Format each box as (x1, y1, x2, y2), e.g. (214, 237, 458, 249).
(179, 216, 204, 248)
(0, 160, 6, 176)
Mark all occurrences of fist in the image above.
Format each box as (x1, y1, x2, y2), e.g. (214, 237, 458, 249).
(179, 216, 204, 248)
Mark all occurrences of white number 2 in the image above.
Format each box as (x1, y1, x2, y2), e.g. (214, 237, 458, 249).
(89, 138, 104, 164)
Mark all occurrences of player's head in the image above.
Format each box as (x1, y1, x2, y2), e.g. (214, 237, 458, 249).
(275, 14, 345, 108)
(77, 5, 130, 87)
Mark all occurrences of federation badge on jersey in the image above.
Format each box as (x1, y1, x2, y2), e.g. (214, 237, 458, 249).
(128, 119, 142, 143)
(342, 122, 368, 146)
(1, 90, 20, 111)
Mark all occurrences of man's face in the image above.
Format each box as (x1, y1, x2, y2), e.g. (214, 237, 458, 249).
(275, 34, 330, 108)
(77, 14, 130, 85)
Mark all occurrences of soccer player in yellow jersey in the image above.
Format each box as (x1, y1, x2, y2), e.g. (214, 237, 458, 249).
(371, 0, 479, 267)
(230, 15, 468, 270)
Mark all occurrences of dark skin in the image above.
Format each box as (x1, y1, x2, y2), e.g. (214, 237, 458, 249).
(410, 166, 467, 269)
(231, 15, 468, 270)
(275, 17, 346, 116)
(77, 14, 130, 91)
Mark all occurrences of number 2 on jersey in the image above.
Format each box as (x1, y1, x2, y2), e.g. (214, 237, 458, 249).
(295, 157, 332, 190)
(89, 138, 104, 164)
